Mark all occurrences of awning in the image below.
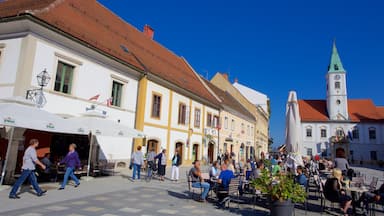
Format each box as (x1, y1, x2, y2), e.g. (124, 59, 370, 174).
(95, 135, 133, 160)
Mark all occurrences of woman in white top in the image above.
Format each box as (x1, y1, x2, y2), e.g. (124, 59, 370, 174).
(209, 161, 220, 179)
(131, 146, 144, 180)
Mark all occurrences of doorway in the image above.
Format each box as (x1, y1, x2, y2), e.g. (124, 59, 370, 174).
(246, 146, 249, 160)
(147, 139, 159, 153)
(230, 144, 234, 155)
(175, 142, 183, 163)
(208, 142, 214, 163)
(192, 144, 199, 162)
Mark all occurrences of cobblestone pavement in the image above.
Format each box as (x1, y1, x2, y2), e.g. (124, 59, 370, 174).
(0, 166, 382, 216)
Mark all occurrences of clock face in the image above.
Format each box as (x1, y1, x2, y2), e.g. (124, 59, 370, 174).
(334, 75, 341, 80)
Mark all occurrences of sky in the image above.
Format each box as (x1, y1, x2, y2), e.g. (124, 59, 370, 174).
(99, 0, 384, 147)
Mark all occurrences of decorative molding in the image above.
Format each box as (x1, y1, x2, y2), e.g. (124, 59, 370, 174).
(54, 52, 83, 65)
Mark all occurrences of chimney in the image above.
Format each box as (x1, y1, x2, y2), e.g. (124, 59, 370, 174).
(222, 73, 228, 80)
(143, 24, 154, 39)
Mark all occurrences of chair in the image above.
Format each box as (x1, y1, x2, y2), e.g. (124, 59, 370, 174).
(101, 162, 116, 176)
(224, 177, 242, 209)
(186, 171, 202, 200)
(368, 177, 379, 191)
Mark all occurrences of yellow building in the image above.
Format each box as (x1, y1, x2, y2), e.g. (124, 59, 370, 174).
(210, 73, 270, 157)
(202, 79, 256, 161)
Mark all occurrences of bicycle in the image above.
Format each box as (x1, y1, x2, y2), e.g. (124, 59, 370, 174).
(145, 161, 158, 182)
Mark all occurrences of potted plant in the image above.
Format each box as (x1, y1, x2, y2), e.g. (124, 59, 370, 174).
(250, 169, 306, 216)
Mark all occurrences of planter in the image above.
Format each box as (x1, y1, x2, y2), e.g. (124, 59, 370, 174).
(270, 200, 294, 216)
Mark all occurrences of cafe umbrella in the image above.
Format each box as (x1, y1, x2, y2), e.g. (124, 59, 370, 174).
(0, 97, 86, 190)
(284, 91, 304, 172)
(67, 112, 146, 180)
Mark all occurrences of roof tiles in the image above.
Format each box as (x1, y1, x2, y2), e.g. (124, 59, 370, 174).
(0, 0, 219, 105)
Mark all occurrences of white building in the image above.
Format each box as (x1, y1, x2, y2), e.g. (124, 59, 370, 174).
(296, 42, 384, 163)
(233, 81, 269, 115)
(0, 0, 144, 174)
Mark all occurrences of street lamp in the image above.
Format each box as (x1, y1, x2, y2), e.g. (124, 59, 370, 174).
(36, 69, 51, 89)
(26, 69, 51, 108)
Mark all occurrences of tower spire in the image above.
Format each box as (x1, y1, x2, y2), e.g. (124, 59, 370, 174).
(328, 40, 346, 73)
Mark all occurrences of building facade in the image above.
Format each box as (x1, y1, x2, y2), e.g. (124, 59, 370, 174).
(297, 42, 384, 163)
(210, 73, 270, 157)
(203, 79, 256, 161)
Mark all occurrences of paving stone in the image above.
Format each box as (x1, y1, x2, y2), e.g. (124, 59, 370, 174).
(93, 196, 111, 201)
(17, 214, 42, 216)
(66, 214, 86, 216)
(157, 209, 178, 215)
(119, 207, 143, 213)
(82, 206, 105, 212)
(71, 201, 89, 205)
(100, 214, 119, 216)
(45, 206, 70, 211)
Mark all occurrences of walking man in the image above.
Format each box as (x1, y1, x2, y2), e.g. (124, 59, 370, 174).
(146, 148, 156, 177)
(171, 150, 181, 181)
(9, 139, 47, 199)
(131, 146, 144, 181)
(58, 143, 81, 190)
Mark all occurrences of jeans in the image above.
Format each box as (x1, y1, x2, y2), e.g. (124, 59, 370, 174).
(171, 165, 179, 180)
(61, 167, 79, 188)
(147, 161, 154, 177)
(10, 169, 43, 196)
(132, 164, 141, 180)
(192, 182, 210, 200)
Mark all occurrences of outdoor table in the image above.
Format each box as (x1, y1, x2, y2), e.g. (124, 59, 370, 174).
(346, 186, 370, 214)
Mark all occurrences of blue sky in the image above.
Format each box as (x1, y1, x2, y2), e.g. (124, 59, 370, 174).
(99, 0, 384, 147)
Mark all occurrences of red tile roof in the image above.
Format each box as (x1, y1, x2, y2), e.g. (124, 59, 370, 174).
(298, 99, 384, 122)
(0, 0, 219, 106)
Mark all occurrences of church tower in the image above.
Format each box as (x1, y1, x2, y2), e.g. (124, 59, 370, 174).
(326, 41, 349, 120)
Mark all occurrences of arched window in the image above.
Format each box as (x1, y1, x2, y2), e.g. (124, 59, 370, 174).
(352, 127, 359, 139)
(336, 128, 344, 137)
(306, 127, 312, 137)
(369, 127, 376, 140)
(320, 127, 327, 138)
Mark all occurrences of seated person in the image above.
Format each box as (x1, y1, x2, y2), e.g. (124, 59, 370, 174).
(216, 163, 236, 203)
(209, 161, 220, 179)
(251, 161, 264, 180)
(357, 183, 384, 211)
(245, 159, 253, 180)
(324, 169, 352, 216)
(189, 160, 210, 202)
(272, 161, 283, 176)
(295, 166, 308, 187)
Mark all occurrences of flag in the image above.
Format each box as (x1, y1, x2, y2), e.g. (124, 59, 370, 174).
(348, 131, 353, 141)
(89, 94, 100, 101)
(106, 97, 113, 107)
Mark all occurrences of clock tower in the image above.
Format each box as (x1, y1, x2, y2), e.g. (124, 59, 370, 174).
(326, 41, 349, 120)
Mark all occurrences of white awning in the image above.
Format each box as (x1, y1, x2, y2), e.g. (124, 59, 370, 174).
(95, 135, 133, 160)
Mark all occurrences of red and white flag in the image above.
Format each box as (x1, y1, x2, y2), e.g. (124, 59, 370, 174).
(106, 97, 113, 107)
(89, 94, 100, 101)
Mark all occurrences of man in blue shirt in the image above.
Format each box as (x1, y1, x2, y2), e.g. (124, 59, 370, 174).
(216, 163, 236, 203)
(295, 166, 307, 187)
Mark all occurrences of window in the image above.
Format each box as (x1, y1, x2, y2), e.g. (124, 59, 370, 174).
(231, 119, 235, 131)
(336, 100, 341, 105)
(306, 128, 312, 137)
(54, 61, 74, 94)
(251, 126, 254, 136)
(241, 123, 245, 133)
(370, 151, 377, 161)
(306, 148, 313, 156)
(206, 113, 212, 127)
(320, 129, 327, 138)
(194, 108, 201, 128)
(213, 115, 219, 128)
(335, 81, 341, 89)
(247, 125, 250, 136)
(369, 127, 376, 140)
(178, 103, 187, 125)
(151, 93, 161, 118)
(111, 81, 123, 107)
(336, 128, 344, 137)
(224, 117, 228, 129)
(352, 127, 359, 139)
